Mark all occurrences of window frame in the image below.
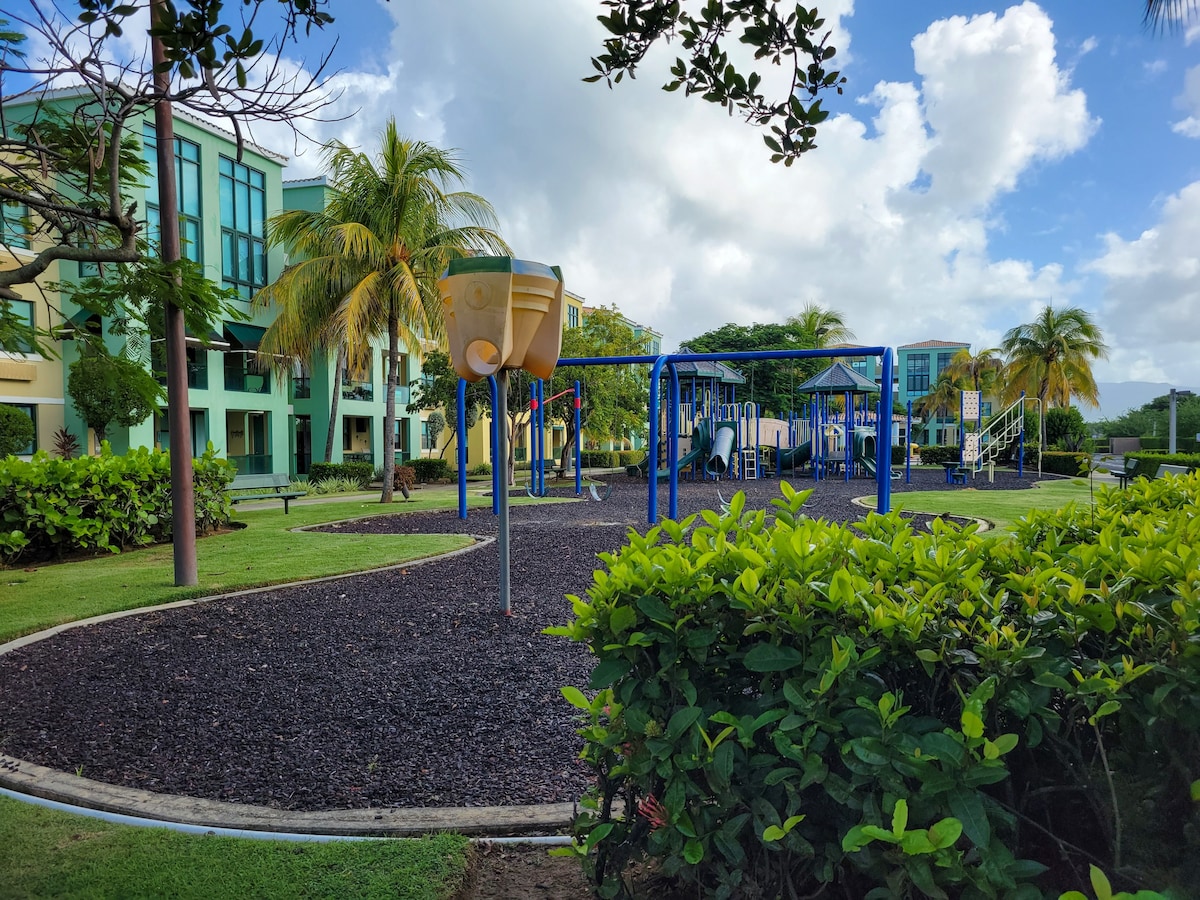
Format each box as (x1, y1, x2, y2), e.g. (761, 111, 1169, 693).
(9, 403, 36, 454)
(1, 200, 31, 250)
(218, 155, 268, 298)
(143, 123, 203, 263)
(906, 354, 930, 394)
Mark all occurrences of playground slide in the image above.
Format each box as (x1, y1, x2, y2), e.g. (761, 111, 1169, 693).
(773, 441, 812, 471)
(859, 453, 877, 477)
(640, 420, 713, 480)
(705, 422, 738, 476)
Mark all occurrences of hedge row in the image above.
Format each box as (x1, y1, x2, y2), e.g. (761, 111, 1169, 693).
(1125, 450, 1200, 479)
(410, 458, 451, 483)
(1039, 449, 1090, 476)
(308, 461, 373, 487)
(551, 473, 1200, 898)
(1, 446, 234, 565)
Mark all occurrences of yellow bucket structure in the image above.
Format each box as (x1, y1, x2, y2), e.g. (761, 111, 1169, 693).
(439, 257, 564, 382)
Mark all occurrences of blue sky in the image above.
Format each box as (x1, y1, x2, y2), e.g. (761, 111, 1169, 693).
(15, 1, 1200, 402)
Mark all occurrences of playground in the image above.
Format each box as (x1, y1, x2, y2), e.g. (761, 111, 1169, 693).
(0, 469, 1044, 818)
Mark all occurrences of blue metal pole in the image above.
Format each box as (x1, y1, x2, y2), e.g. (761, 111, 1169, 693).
(669, 363, 681, 520)
(457, 378, 468, 520)
(488, 375, 500, 515)
(844, 390, 851, 482)
(574, 380, 582, 497)
(540, 380, 547, 494)
(878, 348, 894, 513)
(647, 355, 668, 524)
(906, 400, 912, 484)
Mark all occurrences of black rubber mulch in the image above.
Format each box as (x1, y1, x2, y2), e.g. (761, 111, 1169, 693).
(0, 468, 1045, 811)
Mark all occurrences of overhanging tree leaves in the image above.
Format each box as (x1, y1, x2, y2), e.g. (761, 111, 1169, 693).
(586, 1, 847, 164)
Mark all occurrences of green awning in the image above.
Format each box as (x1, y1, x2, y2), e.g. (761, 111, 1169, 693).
(186, 329, 230, 349)
(59, 308, 101, 338)
(224, 322, 266, 351)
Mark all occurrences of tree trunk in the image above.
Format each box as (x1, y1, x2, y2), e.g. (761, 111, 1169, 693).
(324, 344, 346, 463)
(380, 305, 398, 503)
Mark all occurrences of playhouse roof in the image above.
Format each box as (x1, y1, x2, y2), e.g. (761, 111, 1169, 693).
(667, 349, 747, 384)
(797, 361, 879, 394)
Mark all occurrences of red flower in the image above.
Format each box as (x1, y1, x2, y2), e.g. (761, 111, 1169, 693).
(637, 794, 669, 830)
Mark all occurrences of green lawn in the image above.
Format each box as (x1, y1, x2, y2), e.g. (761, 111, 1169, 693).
(0, 492, 488, 644)
(892, 476, 1095, 530)
(0, 795, 469, 900)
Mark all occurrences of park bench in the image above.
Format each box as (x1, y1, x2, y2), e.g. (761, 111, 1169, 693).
(1115, 458, 1139, 489)
(226, 473, 306, 514)
(1155, 463, 1191, 479)
(941, 462, 969, 485)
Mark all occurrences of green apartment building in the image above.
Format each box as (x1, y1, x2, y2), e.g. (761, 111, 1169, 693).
(4, 88, 421, 475)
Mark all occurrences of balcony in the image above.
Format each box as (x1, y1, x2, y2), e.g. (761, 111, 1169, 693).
(343, 451, 374, 466)
(393, 384, 411, 406)
(225, 368, 270, 394)
(341, 381, 374, 402)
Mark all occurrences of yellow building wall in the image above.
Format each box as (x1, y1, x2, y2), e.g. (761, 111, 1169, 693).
(1, 254, 67, 455)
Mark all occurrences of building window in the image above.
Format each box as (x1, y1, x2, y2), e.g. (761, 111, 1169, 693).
(219, 156, 267, 298)
(341, 353, 375, 402)
(567, 305, 580, 329)
(8, 299, 35, 353)
(9, 403, 36, 454)
(936, 352, 955, 376)
(1, 201, 30, 250)
(143, 123, 202, 262)
(851, 358, 867, 374)
(906, 354, 930, 394)
(420, 419, 436, 452)
(981, 402, 993, 418)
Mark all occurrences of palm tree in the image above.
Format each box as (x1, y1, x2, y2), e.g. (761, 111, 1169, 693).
(916, 371, 962, 444)
(255, 120, 508, 500)
(942, 347, 1004, 397)
(1143, 0, 1199, 30)
(786, 303, 855, 348)
(1001, 305, 1108, 447)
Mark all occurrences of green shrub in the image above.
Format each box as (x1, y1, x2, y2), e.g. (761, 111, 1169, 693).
(0, 404, 34, 457)
(0, 445, 234, 564)
(1125, 451, 1200, 479)
(307, 461, 373, 487)
(1040, 450, 1090, 476)
(469, 462, 492, 476)
(890, 444, 908, 465)
(618, 451, 646, 467)
(410, 458, 451, 483)
(550, 475, 1200, 898)
(582, 451, 620, 468)
(1140, 435, 1168, 451)
(307, 476, 364, 495)
(915, 443, 959, 466)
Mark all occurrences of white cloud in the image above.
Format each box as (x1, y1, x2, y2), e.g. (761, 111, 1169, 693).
(1144, 58, 1168, 77)
(249, 1, 1100, 362)
(1172, 64, 1200, 137)
(1087, 181, 1200, 385)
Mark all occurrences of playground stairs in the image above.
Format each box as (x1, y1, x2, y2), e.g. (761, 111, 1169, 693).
(964, 397, 1025, 473)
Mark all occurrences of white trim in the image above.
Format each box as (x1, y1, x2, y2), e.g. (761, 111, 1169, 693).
(0, 396, 65, 405)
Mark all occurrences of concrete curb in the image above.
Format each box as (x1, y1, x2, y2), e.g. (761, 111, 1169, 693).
(0, 755, 574, 836)
(0, 534, 578, 837)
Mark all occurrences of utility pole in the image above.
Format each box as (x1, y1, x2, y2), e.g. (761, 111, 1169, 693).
(152, 0, 198, 586)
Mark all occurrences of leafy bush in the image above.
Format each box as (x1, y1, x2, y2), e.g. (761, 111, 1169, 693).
(306, 476, 365, 495)
(550, 475, 1200, 898)
(1, 445, 234, 564)
(915, 443, 959, 466)
(393, 465, 415, 490)
(891, 444, 908, 465)
(618, 451, 646, 467)
(582, 451, 620, 468)
(410, 458, 451, 483)
(307, 461, 373, 487)
(1040, 450, 1090, 476)
(469, 462, 492, 476)
(0, 404, 34, 457)
(1125, 451, 1200, 479)
(1139, 436, 1168, 451)
(52, 427, 80, 459)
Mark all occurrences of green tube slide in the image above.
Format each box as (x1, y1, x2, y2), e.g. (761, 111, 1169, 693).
(773, 441, 812, 471)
